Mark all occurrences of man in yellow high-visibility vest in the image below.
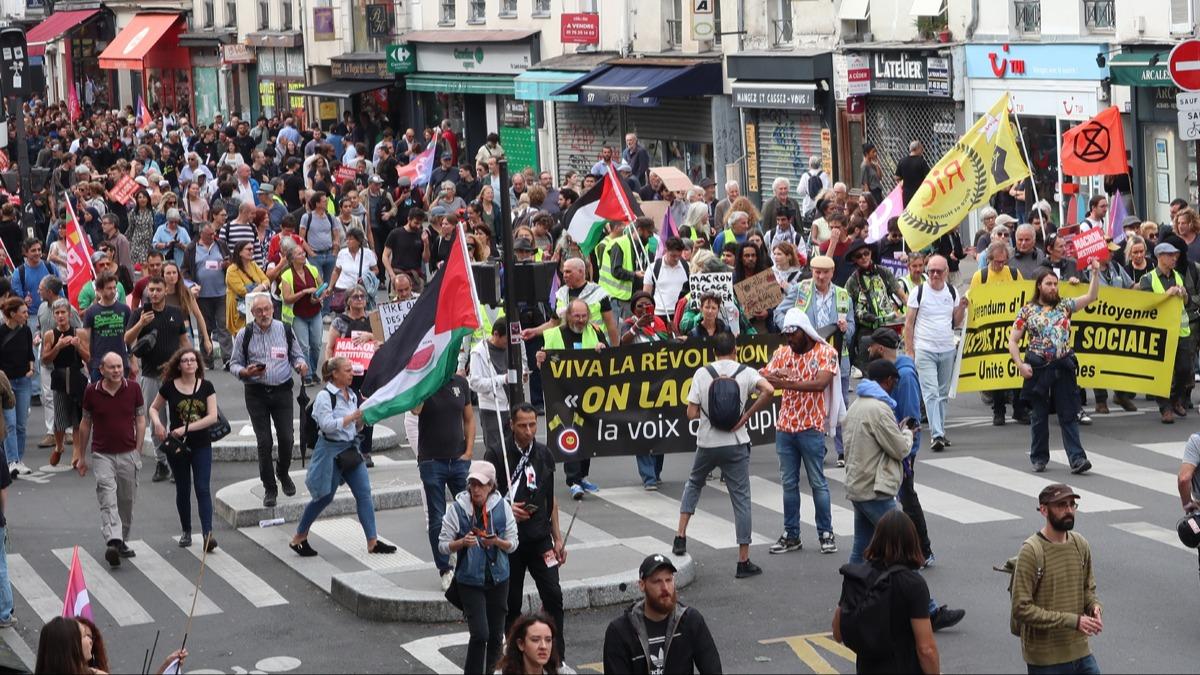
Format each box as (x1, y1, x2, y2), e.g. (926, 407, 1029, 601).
(1140, 242, 1193, 424)
(598, 219, 639, 323)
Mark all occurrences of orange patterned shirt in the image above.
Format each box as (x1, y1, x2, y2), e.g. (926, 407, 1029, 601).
(761, 341, 840, 433)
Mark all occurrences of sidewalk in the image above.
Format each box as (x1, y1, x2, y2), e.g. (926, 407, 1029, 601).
(216, 457, 694, 623)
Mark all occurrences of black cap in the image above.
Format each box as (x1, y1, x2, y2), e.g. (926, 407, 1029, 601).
(513, 238, 536, 252)
(639, 554, 677, 579)
(869, 327, 900, 350)
(866, 358, 899, 382)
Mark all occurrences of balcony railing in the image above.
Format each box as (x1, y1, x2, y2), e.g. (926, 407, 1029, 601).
(772, 18, 793, 46)
(1015, 0, 1041, 33)
(1083, 0, 1115, 30)
(469, 0, 486, 23)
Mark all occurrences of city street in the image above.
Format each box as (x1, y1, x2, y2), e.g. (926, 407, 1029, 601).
(0, 366, 1195, 673)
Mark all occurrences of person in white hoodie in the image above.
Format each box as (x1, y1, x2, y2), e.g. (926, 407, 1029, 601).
(468, 318, 512, 457)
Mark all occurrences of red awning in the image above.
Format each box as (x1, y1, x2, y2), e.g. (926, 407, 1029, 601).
(25, 9, 100, 57)
(98, 13, 184, 70)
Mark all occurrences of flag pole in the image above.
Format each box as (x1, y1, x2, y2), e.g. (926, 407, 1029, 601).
(180, 534, 215, 655)
(1010, 106, 1042, 237)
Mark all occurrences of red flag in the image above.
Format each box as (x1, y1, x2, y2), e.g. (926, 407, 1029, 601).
(597, 163, 637, 223)
(67, 86, 82, 123)
(62, 199, 96, 309)
(138, 96, 153, 130)
(62, 546, 93, 620)
(1060, 106, 1127, 177)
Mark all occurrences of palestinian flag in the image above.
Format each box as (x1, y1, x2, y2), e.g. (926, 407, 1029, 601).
(360, 225, 480, 425)
(564, 163, 641, 256)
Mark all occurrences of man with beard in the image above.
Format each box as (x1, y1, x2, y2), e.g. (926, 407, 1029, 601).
(844, 239, 907, 370)
(1008, 261, 1102, 474)
(603, 554, 721, 674)
(1011, 484, 1102, 674)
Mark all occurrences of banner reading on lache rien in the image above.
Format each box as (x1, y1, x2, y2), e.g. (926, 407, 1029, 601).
(542, 335, 784, 461)
(955, 281, 1181, 396)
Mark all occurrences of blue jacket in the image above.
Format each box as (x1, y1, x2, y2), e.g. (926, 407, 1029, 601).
(892, 354, 923, 457)
(438, 491, 519, 587)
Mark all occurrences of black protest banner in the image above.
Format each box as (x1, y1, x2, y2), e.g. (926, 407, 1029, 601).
(542, 335, 785, 460)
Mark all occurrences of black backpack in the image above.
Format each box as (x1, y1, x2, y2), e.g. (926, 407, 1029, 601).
(838, 563, 909, 659)
(301, 389, 358, 449)
(240, 321, 297, 365)
(806, 170, 823, 203)
(701, 364, 746, 431)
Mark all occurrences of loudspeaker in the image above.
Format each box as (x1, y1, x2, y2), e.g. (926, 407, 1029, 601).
(513, 262, 558, 304)
(472, 262, 501, 306)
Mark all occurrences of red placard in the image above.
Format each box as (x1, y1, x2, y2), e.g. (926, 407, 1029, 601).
(107, 175, 139, 205)
(333, 336, 376, 376)
(335, 166, 359, 185)
(1072, 227, 1110, 271)
(561, 13, 599, 44)
(1169, 40, 1200, 92)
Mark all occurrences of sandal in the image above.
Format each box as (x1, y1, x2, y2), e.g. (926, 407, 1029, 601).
(289, 540, 318, 557)
(369, 541, 397, 554)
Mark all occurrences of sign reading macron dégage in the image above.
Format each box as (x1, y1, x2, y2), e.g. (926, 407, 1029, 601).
(414, 42, 533, 75)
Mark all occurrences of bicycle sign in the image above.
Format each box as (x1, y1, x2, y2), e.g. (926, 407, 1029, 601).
(1177, 92, 1200, 141)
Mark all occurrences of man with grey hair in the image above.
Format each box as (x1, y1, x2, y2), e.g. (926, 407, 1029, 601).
(622, 132, 650, 187)
(798, 156, 831, 217)
(904, 255, 969, 452)
(761, 177, 800, 234)
(715, 180, 740, 227)
(714, 211, 751, 252)
(1012, 224, 1047, 280)
(895, 140, 930, 207)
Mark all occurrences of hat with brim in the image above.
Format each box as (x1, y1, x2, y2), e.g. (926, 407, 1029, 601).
(1154, 242, 1179, 257)
(639, 554, 677, 579)
(995, 214, 1018, 227)
(846, 239, 875, 261)
(1038, 483, 1081, 505)
(467, 460, 496, 486)
(810, 255, 836, 270)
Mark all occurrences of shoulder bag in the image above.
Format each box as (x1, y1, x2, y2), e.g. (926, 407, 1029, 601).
(157, 380, 197, 461)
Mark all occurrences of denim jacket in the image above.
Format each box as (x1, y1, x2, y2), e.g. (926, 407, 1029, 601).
(438, 491, 518, 587)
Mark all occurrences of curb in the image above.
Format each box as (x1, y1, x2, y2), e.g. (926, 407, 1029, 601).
(211, 421, 402, 462)
(329, 537, 695, 623)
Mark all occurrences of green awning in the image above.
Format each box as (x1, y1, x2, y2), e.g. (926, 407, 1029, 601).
(514, 70, 584, 101)
(404, 73, 514, 95)
(1110, 51, 1172, 87)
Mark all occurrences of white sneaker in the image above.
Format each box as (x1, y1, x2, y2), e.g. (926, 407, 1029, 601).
(851, 366, 864, 379)
(440, 570, 454, 592)
(13, 462, 31, 475)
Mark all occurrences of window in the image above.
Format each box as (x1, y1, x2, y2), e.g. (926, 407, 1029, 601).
(533, 0, 551, 16)
(469, 0, 486, 23)
(281, 0, 293, 30)
(666, 0, 683, 49)
(258, 0, 270, 29)
(501, 0, 517, 17)
(441, 0, 456, 25)
(713, 0, 722, 45)
(202, 0, 214, 27)
(1014, 0, 1040, 34)
(225, 0, 237, 27)
(770, 0, 792, 46)
(1083, 0, 1115, 30)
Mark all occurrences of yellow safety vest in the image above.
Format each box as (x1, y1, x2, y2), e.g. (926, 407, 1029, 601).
(472, 303, 506, 342)
(1149, 269, 1191, 337)
(555, 282, 608, 332)
(792, 280, 852, 357)
(542, 324, 602, 350)
(279, 263, 321, 324)
(598, 234, 633, 302)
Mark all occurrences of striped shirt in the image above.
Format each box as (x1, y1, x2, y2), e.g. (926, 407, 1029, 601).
(1011, 531, 1100, 667)
(229, 320, 306, 386)
(219, 221, 257, 253)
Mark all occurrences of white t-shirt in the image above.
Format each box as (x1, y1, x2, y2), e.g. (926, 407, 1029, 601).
(645, 259, 689, 317)
(334, 247, 378, 290)
(687, 359, 765, 448)
(906, 283, 957, 353)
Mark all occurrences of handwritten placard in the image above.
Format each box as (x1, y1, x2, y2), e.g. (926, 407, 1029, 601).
(687, 272, 734, 310)
(734, 269, 784, 317)
(369, 297, 418, 341)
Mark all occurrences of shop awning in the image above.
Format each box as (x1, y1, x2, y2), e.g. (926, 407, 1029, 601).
(99, 13, 186, 70)
(552, 62, 722, 107)
(910, 0, 945, 17)
(26, 9, 100, 57)
(1109, 51, 1172, 87)
(289, 79, 393, 100)
(839, 0, 870, 21)
(405, 73, 515, 95)
(514, 70, 585, 101)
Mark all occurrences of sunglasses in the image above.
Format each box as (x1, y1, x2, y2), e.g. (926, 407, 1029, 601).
(853, 251, 872, 259)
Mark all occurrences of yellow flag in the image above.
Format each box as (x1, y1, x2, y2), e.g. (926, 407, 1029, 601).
(899, 94, 1030, 251)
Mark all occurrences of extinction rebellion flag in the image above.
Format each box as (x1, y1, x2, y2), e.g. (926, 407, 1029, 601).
(563, 163, 641, 256)
(359, 225, 480, 425)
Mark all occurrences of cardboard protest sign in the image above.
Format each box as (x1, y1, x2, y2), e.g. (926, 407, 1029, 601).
(369, 298, 418, 341)
(542, 336, 785, 460)
(734, 269, 784, 317)
(1072, 228, 1110, 271)
(333, 335, 376, 375)
(687, 272, 733, 311)
(648, 166, 694, 194)
(955, 282, 1180, 397)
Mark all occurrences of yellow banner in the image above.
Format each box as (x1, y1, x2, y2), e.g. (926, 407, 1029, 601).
(956, 281, 1182, 396)
(900, 94, 1030, 252)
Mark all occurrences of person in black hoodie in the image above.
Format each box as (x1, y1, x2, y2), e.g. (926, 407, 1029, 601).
(603, 554, 722, 674)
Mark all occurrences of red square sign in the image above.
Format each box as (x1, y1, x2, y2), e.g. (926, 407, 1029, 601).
(561, 13, 599, 44)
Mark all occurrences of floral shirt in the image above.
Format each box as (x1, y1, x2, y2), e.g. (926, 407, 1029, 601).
(1013, 299, 1077, 361)
(761, 341, 839, 433)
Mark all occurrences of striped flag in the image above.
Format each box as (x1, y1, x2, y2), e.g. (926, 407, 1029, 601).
(62, 546, 93, 620)
(563, 163, 641, 256)
(62, 198, 96, 309)
(397, 144, 437, 187)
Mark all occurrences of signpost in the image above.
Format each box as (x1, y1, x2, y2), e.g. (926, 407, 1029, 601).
(0, 28, 32, 233)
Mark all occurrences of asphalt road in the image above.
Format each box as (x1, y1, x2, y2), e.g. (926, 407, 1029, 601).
(2, 365, 1198, 674)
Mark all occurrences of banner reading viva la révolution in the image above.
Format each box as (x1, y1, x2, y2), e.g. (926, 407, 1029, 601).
(956, 282, 1182, 397)
(542, 336, 784, 460)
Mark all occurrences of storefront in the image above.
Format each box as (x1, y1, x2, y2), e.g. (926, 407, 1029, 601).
(965, 43, 1110, 225)
(1109, 48, 1193, 222)
(292, 53, 397, 134)
(178, 29, 238, 125)
(26, 8, 114, 108)
(98, 12, 192, 113)
(842, 47, 961, 194)
(401, 30, 541, 171)
(727, 51, 837, 205)
(553, 59, 721, 183)
(245, 31, 306, 125)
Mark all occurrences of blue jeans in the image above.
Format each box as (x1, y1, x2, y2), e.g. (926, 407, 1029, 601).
(311, 252, 337, 313)
(850, 496, 897, 564)
(0, 524, 10, 622)
(915, 349, 957, 439)
(636, 454, 664, 487)
(776, 429, 832, 539)
(165, 445, 213, 535)
(289, 314, 324, 377)
(4, 376, 31, 464)
(296, 459, 377, 541)
(419, 458, 470, 572)
(1027, 654, 1100, 674)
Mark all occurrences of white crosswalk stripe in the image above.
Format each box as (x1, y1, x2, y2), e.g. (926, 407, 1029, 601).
(712, 475, 856, 536)
(825, 467, 1021, 525)
(1135, 441, 1185, 459)
(922, 456, 1139, 512)
(1111, 521, 1195, 553)
(1049, 451, 1178, 496)
(595, 486, 771, 549)
(8, 554, 63, 624)
(178, 538, 288, 608)
(124, 540, 221, 617)
(52, 547, 154, 627)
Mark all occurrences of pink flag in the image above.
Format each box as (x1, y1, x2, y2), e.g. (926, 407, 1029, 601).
(1107, 189, 1128, 244)
(62, 546, 93, 620)
(865, 185, 904, 244)
(397, 144, 437, 187)
(67, 86, 82, 123)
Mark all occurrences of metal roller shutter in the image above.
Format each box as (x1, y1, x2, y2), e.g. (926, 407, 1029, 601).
(864, 98, 958, 193)
(625, 98, 712, 141)
(756, 109, 823, 191)
(554, 102, 623, 180)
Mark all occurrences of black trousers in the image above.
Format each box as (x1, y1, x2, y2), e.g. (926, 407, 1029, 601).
(564, 460, 591, 487)
(992, 389, 1029, 418)
(461, 580, 508, 675)
(898, 457, 933, 558)
(244, 383, 293, 492)
(505, 534, 566, 661)
(1159, 337, 1196, 410)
